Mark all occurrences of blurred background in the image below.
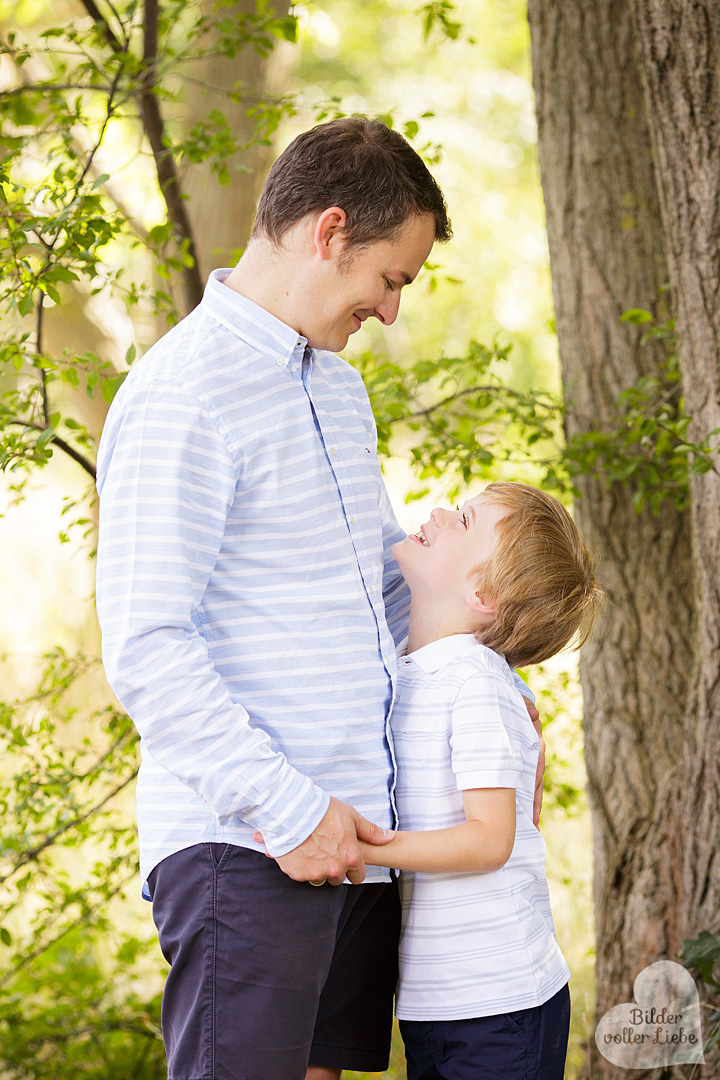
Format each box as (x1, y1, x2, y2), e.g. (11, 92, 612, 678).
(0, 1, 594, 1075)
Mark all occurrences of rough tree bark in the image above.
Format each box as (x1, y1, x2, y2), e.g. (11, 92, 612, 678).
(632, 0, 720, 1040)
(527, 1, 717, 1076)
(182, 0, 291, 278)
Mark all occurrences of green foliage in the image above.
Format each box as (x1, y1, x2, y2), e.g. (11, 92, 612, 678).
(0, 648, 164, 1075)
(680, 930, 720, 1054)
(0, 2, 299, 1074)
(356, 338, 564, 502)
(421, 0, 465, 41)
(563, 314, 720, 514)
(0, 0, 299, 482)
(2, 2, 718, 1077)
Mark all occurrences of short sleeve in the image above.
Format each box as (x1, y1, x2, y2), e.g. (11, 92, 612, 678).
(449, 673, 527, 790)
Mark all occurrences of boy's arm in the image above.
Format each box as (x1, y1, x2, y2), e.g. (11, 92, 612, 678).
(360, 788, 516, 874)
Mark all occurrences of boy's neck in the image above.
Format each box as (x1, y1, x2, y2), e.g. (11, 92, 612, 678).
(406, 606, 472, 654)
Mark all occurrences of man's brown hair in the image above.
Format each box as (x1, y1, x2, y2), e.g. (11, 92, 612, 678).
(473, 482, 603, 669)
(252, 116, 452, 249)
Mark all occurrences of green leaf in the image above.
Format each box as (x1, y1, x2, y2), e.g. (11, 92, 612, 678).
(102, 374, 126, 404)
(0, 927, 11, 946)
(620, 308, 655, 325)
(271, 16, 297, 42)
(18, 292, 35, 316)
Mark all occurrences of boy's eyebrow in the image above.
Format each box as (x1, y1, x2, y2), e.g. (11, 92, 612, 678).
(466, 503, 476, 525)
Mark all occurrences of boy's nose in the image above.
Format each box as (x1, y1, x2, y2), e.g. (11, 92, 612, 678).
(430, 507, 450, 527)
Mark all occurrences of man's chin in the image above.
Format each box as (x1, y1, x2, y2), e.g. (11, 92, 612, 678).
(312, 332, 351, 353)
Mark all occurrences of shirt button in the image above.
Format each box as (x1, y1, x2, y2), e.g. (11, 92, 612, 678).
(350, 516, 356, 526)
(369, 585, 375, 595)
(330, 447, 337, 457)
(276, 357, 285, 366)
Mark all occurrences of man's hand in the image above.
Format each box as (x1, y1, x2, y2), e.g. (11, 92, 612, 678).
(522, 697, 545, 827)
(256, 797, 395, 886)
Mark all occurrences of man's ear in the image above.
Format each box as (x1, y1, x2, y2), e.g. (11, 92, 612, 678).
(312, 207, 347, 261)
(465, 588, 496, 617)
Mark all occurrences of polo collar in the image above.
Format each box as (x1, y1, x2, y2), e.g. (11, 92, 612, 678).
(201, 268, 311, 370)
(399, 633, 508, 675)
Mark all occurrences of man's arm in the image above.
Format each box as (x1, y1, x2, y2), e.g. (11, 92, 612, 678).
(96, 380, 335, 861)
(520, 696, 544, 826)
(360, 788, 516, 874)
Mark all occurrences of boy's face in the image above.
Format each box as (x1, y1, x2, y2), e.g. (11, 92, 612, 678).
(393, 495, 510, 607)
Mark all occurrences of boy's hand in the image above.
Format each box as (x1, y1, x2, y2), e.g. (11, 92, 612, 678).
(522, 697, 544, 826)
(253, 797, 395, 886)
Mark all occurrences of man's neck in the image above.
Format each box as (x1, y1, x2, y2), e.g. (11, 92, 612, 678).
(224, 239, 303, 333)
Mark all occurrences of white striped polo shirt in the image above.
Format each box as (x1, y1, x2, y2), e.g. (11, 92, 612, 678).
(392, 634, 570, 1020)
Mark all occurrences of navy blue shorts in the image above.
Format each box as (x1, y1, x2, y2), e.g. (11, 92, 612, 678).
(147, 843, 400, 1080)
(400, 983, 571, 1080)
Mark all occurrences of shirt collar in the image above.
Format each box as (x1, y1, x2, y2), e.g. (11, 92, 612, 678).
(201, 268, 311, 371)
(399, 633, 508, 675)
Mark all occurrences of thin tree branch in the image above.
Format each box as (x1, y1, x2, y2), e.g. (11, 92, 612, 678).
(0, 871, 136, 986)
(390, 383, 554, 424)
(8, 420, 97, 479)
(73, 0, 202, 312)
(0, 82, 114, 97)
(0, 770, 138, 886)
(78, 0, 124, 53)
(137, 0, 203, 312)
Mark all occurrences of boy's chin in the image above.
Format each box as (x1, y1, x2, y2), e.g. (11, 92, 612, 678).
(392, 536, 414, 566)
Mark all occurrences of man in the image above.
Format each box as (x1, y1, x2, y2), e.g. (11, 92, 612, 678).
(96, 117, 539, 1080)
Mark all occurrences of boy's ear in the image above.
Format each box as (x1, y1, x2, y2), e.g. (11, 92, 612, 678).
(465, 588, 496, 617)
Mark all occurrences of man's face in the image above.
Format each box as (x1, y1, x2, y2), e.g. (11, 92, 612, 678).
(392, 495, 510, 605)
(304, 213, 437, 352)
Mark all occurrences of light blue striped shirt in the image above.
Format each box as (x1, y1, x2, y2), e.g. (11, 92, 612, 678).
(96, 269, 533, 894)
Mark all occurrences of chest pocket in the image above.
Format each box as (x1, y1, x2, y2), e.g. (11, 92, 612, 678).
(391, 702, 451, 777)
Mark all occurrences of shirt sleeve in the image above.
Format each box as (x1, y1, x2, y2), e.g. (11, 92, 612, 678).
(378, 479, 411, 646)
(95, 380, 330, 856)
(512, 669, 535, 705)
(449, 673, 527, 790)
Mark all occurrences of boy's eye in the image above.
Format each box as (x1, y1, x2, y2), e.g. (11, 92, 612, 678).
(455, 505, 468, 529)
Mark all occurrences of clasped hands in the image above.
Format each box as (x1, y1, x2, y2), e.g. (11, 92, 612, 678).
(255, 699, 544, 886)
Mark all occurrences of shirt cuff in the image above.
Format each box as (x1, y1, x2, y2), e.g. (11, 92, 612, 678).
(247, 780, 331, 858)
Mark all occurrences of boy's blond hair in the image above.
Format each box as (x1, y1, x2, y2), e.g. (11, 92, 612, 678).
(473, 482, 603, 669)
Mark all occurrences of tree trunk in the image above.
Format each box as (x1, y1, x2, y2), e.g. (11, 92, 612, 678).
(181, 0, 291, 280)
(527, 1, 702, 1076)
(632, 0, 720, 1051)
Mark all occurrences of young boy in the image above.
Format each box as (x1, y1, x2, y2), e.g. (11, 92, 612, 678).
(361, 481, 603, 1080)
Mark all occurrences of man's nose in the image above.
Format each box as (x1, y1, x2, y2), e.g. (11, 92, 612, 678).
(373, 291, 402, 326)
